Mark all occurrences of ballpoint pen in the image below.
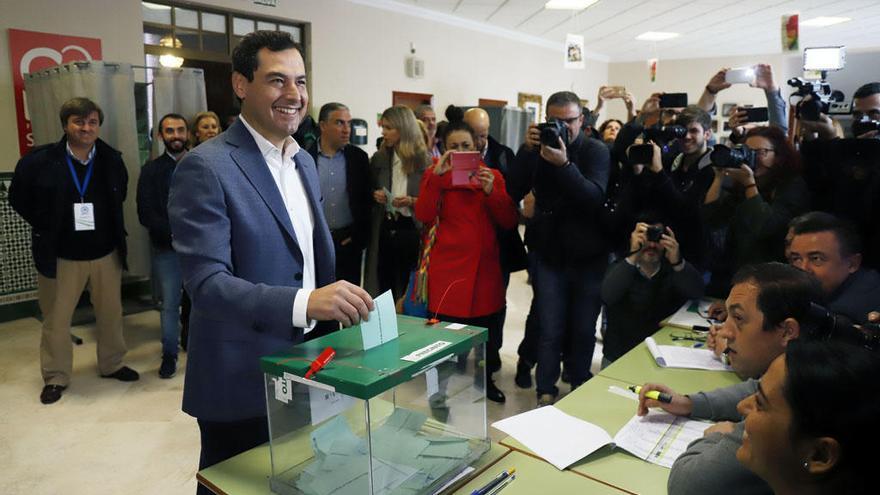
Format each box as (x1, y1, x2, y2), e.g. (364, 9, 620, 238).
(485, 474, 516, 495)
(471, 468, 515, 495)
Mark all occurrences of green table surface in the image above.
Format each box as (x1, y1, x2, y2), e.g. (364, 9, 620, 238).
(451, 450, 628, 494)
(499, 375, 673, 495)
(197, 441, 511, 495)
(598, 326, 742, 394)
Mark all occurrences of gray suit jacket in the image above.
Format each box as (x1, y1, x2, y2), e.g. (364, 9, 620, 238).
(168, 118, 335, 422)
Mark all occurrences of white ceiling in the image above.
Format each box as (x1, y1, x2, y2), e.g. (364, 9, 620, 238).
(389, 0, 880, 61)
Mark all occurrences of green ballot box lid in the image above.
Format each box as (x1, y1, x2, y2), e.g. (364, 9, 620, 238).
(260, 315, 487, 400)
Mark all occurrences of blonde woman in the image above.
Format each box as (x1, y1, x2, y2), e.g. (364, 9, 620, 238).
(190, 111, 221, 146)
(364, 106, 430, 298)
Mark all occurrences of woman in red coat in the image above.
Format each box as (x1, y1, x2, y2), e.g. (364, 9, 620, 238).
(414, 120, 519, 402)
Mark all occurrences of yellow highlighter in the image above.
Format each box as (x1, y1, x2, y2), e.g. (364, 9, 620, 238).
(629, 385, 673, 403)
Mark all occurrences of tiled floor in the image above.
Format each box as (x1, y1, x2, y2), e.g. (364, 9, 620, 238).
(0, 268, 603, 494)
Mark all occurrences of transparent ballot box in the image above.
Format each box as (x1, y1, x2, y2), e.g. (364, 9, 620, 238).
(260, 315, 490, 495)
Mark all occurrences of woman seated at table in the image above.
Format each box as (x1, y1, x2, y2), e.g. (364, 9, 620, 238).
(736, 338, 879, 495)
(414, 120, 518, 403)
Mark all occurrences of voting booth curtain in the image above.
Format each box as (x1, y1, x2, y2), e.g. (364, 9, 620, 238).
(150, 67, 207, 157)
(23, 61, 148, 277)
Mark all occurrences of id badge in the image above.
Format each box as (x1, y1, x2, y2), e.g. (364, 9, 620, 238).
(73, 202, 95, 231)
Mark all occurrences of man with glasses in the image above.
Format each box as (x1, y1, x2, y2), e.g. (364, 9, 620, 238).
(508, 91, 611, 406)
(306, 102, 372, 287)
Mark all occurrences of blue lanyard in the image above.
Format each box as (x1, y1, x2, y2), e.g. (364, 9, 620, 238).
(66, 154, 94, 202)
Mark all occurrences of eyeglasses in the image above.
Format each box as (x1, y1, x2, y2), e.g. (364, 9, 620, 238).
(753, 148, 775, 157)
(550, 116, 580, 125)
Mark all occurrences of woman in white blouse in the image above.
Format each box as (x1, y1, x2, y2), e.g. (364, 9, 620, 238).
(364, 106, 430, 298)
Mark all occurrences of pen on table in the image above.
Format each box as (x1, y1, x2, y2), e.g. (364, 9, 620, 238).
(471, 468, 515, 495)
(485, 474, 516, 495)
(629, 385, 673, 403)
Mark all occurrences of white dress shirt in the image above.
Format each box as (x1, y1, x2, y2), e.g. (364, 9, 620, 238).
(390, 151, 412, 217)
(239, 116, 316, 332)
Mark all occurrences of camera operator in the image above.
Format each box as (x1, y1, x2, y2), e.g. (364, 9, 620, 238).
(702, 126, 811, 293)
(601, 216, 704, 366)
(798, 82, 880, 268)
(507, 91, 611, 406)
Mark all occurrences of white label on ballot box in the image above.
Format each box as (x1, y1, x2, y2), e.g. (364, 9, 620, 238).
(309, 387, 356, 426)
(401, 341, 452, 362)
(73, 203, 95, 231)
(273, 376, 293, 404)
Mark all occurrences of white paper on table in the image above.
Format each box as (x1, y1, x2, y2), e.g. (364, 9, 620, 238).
(491, 406, 613, 470)
(664, 299, 714, 329)
(613, 411, 712, 468)
(309, 387, 356, 426)
(645, 337, 732, 371)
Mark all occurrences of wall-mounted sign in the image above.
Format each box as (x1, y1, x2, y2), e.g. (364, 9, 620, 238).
(7, 29, 102, 156)
(565, 33, 585, 70)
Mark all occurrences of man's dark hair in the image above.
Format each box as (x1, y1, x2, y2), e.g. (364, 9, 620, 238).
(231, 30, 301, 82)
(157, 113, 187, 132)
(853, 82, 880, 100)
(546, 91, 581, 112)
(732, 262, 825, 332)
(441, 120, 475, 145)
(676, 105, 712, 133)
(318, 103, 349, 123)
(789, 211, 862, 257)
(59, 97, 104, 127)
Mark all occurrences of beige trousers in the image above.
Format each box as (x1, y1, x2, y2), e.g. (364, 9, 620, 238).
(41, 251, 126, 386)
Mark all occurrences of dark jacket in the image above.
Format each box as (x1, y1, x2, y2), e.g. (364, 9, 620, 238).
(483, 135, 528, 273)
(137, 152, 177, 250)
(828, 268, 880, 324)
(305, 140, 372, 251)
(508, 133, 610, 267)
(9, 136, 129, 276)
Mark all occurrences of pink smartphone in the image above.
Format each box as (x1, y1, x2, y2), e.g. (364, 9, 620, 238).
(450, 152, 481, 187)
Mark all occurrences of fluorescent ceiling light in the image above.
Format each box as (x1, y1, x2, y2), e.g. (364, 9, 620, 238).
(544, 0, 599, 10)
(636, 31, 679, 41)
(142, 2, 171, 10)
(800, 17, 851, 27)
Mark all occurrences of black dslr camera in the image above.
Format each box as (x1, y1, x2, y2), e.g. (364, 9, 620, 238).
(537, 119, 569, 149)
(787, 77, 851, 121)
(852, 118, 880, 137)
(644, 125, 686, 144)
(645, 225, 664, 243)
(806, 303, 880, 350)
(710, 144, 756, 169)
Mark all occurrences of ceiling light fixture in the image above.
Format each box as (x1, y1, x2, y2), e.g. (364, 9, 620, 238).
(159, 54, 184, 68)
(544, 0, 599, 10)
(635, 32, 680, 41)
(800, 17, 851, 27)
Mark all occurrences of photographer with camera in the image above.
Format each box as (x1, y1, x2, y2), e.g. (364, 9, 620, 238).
(600, 216, 704, 366)
(702, 126, 811, 293)
(507, 91, 611, 407)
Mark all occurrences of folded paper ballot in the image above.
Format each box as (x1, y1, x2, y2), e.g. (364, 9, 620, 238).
(645, 337, 732, 371)
(491, 406, 711, 470)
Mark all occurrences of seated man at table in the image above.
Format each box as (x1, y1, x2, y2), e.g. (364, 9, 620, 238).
(636, 262, 824, 495)
(601, 216, 704, 366)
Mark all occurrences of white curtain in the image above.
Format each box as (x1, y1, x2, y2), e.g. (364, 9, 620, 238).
(151, 67, 207, 156)
(23, 61, 149, 278)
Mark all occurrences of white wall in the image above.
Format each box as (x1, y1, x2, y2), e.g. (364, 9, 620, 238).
(0, 0, 609, 169)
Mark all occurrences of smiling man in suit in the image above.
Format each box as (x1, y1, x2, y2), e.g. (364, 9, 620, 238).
(168, 31, 374, 491)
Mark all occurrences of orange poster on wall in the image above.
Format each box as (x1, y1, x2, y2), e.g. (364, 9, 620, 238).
(7, 28, 102, 156)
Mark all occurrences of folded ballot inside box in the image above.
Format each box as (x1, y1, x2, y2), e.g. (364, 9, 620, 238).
(260, 315, 491, 495)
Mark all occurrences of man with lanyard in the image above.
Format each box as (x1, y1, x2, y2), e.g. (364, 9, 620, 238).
(11, 97, 136, 405)
(137, 113, 190, 378)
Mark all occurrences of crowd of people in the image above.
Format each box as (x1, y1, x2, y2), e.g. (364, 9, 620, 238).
(9, 30, 880, 495)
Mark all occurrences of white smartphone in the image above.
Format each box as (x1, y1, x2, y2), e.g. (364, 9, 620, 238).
(725, 67, 756, 85)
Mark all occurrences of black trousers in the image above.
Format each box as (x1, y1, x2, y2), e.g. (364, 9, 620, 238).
(196, 416, 269, 495)
(330, 226, 364, 287)
(377, 215, 420, 301)
(436, 311, 503, 375)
